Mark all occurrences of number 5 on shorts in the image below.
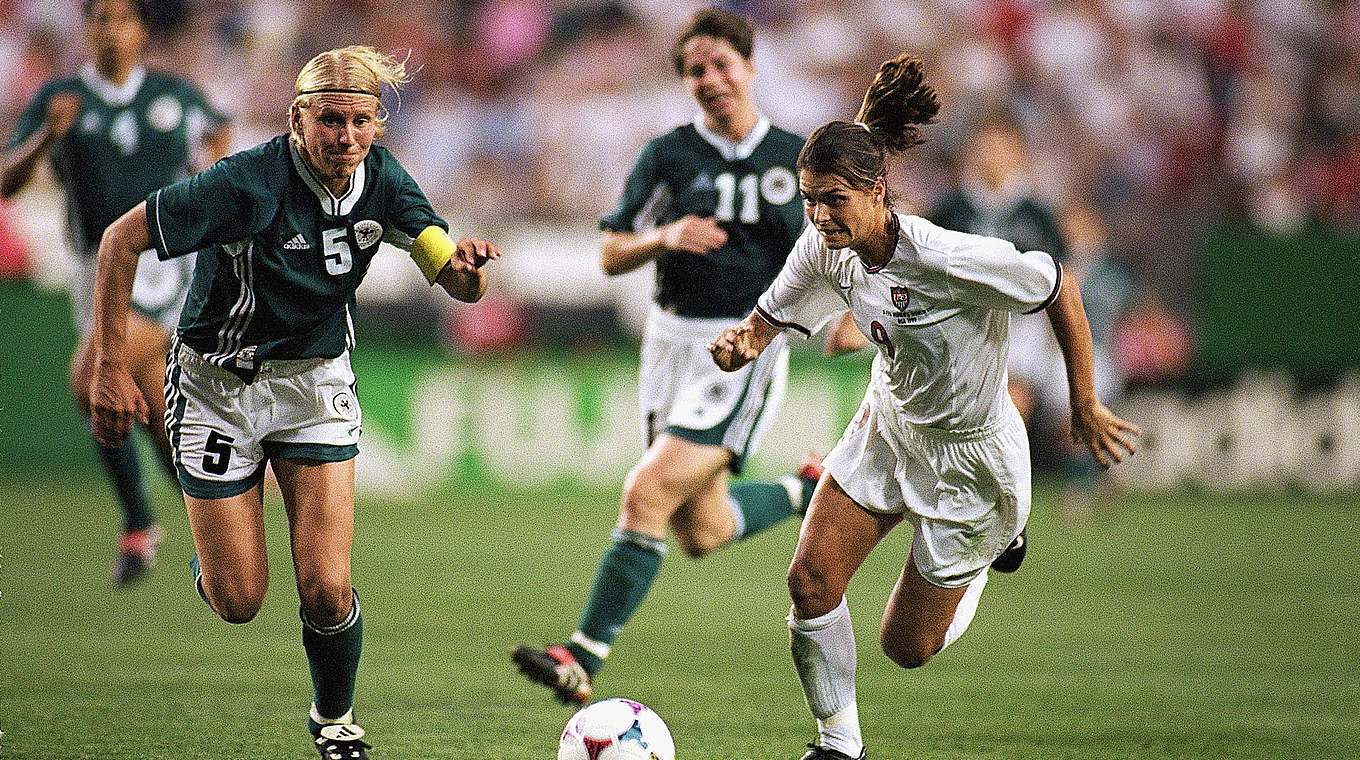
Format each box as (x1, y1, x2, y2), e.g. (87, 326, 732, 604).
(203, 430, 235, 475)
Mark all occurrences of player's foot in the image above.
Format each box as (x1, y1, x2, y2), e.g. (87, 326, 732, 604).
(112, 524, 164, 586)
(991, 529, 1027, 573)
(511, 643, 592, 705)
(797, 452, 825, 484)
(314, 723, 371, 760)
(798, 743, 866, 759)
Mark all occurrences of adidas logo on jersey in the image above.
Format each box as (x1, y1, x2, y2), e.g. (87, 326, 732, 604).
(283, 234, 310, 250)
(688, 174, 714, 193)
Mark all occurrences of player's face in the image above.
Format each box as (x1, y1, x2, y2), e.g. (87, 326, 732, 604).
(800, 169, 886, 251)
(292, 94, 379, 192)
(86, 0, 146, 69)
(680, 36, 756, 126)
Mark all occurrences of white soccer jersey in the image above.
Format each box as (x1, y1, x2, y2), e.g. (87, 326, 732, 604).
(757, 212, 1062, 431)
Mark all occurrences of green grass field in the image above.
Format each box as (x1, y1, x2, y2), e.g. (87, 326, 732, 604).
(1, 474, 1357, 760)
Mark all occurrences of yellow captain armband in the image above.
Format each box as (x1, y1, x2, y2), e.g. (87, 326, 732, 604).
(410, 225, 454, 284)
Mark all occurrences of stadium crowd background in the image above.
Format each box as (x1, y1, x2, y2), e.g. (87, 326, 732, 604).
(2, 0, 1357, 383)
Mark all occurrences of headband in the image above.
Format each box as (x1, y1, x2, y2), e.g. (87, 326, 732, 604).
(296, 88, 379, 97)
(853, 121, 873, 132)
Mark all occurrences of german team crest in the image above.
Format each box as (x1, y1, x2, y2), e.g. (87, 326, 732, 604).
(891, 286, 910, 310)
(354, 219, 383, 249)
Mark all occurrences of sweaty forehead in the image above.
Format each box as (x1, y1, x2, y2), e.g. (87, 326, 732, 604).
(305, 92, 380, 115)
(681, 35, 741, 69)
(799, 170, 858, 196)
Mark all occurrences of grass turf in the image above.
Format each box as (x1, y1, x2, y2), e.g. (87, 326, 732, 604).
(0, 475, 1356, 759)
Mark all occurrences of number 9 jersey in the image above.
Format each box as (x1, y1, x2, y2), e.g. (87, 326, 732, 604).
(146, 134, 445, 381)
(601, 115, 805, 319)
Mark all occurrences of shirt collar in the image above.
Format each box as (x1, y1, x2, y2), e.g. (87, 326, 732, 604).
(692, 113, 770, 161)
(79, 63, 146, 106)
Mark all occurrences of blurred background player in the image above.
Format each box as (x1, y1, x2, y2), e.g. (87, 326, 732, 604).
(512, 8, 831, 705)
(0, 0, 230, 585)
(87, 45, 499, 759)
(930, 109, 1065, 569)
(709, 54, 1139, 760)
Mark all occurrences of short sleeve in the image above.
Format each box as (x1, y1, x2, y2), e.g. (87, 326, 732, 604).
(943, 227, 1062, 314)
(755, 226, 847, 337)
(600, 139, 665, 233)
(379, 158, 447, 251)
(5, 81, 56, 151)
(145, 150, 265, 259)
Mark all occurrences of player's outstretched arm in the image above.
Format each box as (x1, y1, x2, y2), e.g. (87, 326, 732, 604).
(1, 92, 81, 197)
(709, 310, 779, 372)
(435, 236, 500, 303)
(600, 215, 728, 276)
(1045, 276, 1140, 468)
(90, 202, 152, 447)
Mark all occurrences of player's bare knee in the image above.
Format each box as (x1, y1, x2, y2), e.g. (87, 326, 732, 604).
(672, 529, 721, 558)
(298, 577, 353, 627)
(787, 560, 840, 615)
(619, 469, 679, 530)
(208, 584, 264, 624)
(880, 633, 937, 670)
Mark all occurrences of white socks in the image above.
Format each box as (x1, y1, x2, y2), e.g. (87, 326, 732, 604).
(939, 570, 988, 654)
(789, 597, 862, 757)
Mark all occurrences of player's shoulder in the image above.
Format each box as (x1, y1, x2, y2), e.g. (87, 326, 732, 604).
(898, 213, 970, 259)
(650, 123, 698, 152)
(763, 124, 806, 150)
(31, 74, 85, 101)
(211, 134, 290, 190)
(141, 70, 206, 97)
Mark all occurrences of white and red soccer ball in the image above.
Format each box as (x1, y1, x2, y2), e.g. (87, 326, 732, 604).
(558, 698, 675, 760)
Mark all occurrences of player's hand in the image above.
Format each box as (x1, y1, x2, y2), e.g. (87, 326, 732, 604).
(1070, 400, 1140, 469)
(708, 323, 760, 372)
(90, 359, 149, 448)
(661, 215, 727, 255)
(46, 92, 82, 138)
(451, 237, 501, 272)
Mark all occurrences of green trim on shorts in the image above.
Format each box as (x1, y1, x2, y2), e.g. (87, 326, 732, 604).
(666, 363, 763, 474)
(178, 461, 268, 500)
(262, 442, 358, 462)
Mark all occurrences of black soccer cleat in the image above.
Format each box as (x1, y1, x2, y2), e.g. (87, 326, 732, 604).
(112, 524, 163, 586)
(511, 643, 592, 705)
(798, 743, 866, 759)
(991, 529, 1027, 573)
(314, 723, 371, 760)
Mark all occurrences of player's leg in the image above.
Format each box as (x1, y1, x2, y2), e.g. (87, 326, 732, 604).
(668, 453, 817, 557)
(125, 311, 176, 480)
(70, 328, 161, 584)
(273, 456, 364, 741)
(787, 474, 900, 760)
(184, 485, 270, 623)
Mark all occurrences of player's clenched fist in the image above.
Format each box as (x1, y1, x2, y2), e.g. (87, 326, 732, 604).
(661, 214, 728, 255)
(46, 92, 82, 138)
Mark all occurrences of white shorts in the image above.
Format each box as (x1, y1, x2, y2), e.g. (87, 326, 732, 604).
(822, 380, 1031, 588)
(165, 341, 361, 499)
(71, 249, 195, 334)
(637, 306, 788, 473)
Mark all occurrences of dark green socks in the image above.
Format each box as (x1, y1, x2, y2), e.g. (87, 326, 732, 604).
(302, 589, 362, 734)
(94, 434, 154, 531)
(568, 529, 666, 675)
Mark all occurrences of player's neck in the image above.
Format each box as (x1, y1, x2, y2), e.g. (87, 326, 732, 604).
(706, 109, 759, 143)
(94, 58, 138, 86)
(855, 211, 898, 268)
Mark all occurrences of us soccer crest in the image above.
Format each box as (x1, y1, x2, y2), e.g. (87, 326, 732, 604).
(891, 286, 910, 311)
(354, 219, 383, 249)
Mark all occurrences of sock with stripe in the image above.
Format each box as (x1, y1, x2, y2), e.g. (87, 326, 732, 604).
(727, 475, 813, 542)
(302, 589, 362, 736)
(566, 529, 665, 675)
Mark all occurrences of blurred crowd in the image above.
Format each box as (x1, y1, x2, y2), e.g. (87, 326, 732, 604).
(2, 0, 1356, 375)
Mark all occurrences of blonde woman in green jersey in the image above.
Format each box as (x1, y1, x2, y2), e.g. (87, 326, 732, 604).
(88, 45, 499, 760)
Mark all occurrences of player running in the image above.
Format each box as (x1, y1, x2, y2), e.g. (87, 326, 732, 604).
(708, 55, 1139, 760)
(1, 0, 230, 584)
(512, 8, 843, 705)
(87, 45, 499, 760)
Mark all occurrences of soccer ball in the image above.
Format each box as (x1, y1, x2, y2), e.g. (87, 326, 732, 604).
(558, 698, 675, 760)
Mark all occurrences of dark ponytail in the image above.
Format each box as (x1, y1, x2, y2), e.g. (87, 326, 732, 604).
(798, 54, 939, 191)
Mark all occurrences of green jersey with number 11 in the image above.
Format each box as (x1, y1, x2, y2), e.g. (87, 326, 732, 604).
(601, 115, 805, 319)
(147, 135, 444, 380)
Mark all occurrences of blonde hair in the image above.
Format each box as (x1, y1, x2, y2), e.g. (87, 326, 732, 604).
(290, 45, 411, 142)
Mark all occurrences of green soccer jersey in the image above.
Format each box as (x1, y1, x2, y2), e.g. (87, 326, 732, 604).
(6, 64, 228, 255)
(930, 186, 1067, 261)
(146, 135, 445, 379)
(600, 116, 805, 319)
